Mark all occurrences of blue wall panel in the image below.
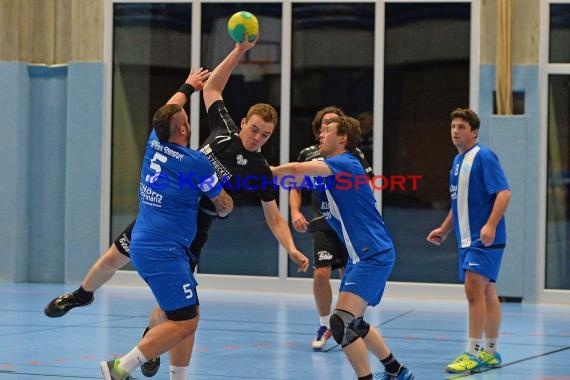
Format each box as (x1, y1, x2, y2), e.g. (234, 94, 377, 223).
(0, 62, 104, 284)
(0, 63, 30, 282)
(64, 62, 104, 283)
(479, 65, 540, 300)
(27, 65, 68, 282)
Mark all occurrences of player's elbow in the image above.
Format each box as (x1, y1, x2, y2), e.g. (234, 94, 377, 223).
(499, 189, 511, 202)
(286, 163, 305, 177)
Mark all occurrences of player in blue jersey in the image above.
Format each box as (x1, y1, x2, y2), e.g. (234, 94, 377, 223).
(290, 106, 374, 350)
(273, 116, 414, 380)
(427, 108, 511, 374)
(100, 79, 234, 380)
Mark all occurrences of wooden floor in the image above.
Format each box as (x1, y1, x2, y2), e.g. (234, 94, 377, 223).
(1, 283, 569, 379)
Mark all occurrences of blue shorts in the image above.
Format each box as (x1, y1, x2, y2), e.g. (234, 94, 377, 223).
(130, 242, 198, 313)
(459, 246, 504, 282)
(339, 248, 395, 307)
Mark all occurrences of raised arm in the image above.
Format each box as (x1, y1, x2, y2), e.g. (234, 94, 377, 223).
(261, 199, 309, 272)
(202, 35, 259, 111)
(166, 67, 211, 106)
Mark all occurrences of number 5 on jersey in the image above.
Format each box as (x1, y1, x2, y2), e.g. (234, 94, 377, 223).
(146, 152, 168, 183)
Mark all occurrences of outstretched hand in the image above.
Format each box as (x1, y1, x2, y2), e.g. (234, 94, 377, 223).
(235, 33, 259, 52)
(186, 67, 210, 91)
(289, 249, 309, 273)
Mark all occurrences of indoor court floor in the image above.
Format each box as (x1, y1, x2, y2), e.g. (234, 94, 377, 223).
(0, 283, 569, 380)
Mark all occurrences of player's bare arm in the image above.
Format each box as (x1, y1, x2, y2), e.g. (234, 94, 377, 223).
(261, 199, 309, 272)
(202, 34, 259, 111)
(272, 161, 333, 183)
(167, 67, 210, 106)
(210, 190, 234, 218)
(427, 210, 454, 246)
(289, 189, 309, 233)
(480, 189, 511, 246)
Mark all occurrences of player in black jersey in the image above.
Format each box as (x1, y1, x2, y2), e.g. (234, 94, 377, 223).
(290, 106, 373, 351)
(44, 35, 308, 378)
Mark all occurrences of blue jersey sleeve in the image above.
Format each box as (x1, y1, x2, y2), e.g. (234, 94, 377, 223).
(479, 150, 509, 195)
(324, 153, 365, 178)
(323, 154, 350, 175)
(195, 154, 223, 199)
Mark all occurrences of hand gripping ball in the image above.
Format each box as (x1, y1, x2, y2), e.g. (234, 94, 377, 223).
(227, 11, 259, 43)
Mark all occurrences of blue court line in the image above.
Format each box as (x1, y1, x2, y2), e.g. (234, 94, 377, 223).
(0, 315, 139, 338)
(0, 370, 100, 379)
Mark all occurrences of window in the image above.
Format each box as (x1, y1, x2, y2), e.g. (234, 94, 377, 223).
(288, 3, 375, 278)
(111, 3, 192, 258)
(546, 3, 570, 290)
(383, 3, 471, 283)
(197, 3, 283, 276)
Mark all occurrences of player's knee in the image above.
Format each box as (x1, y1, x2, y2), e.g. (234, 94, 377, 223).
(98, 252, 123, 271)
(353, 317, 371, 339)
(149, 305, 167, 328)
(313, 267, 331, 282)
(330, 309, 359, 347)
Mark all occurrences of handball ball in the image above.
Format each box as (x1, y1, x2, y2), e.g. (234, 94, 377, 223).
(227, 11, 259, 43)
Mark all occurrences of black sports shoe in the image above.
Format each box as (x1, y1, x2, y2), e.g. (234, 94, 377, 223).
(44, 291, 94, 318)
(141, 327, 161, 377)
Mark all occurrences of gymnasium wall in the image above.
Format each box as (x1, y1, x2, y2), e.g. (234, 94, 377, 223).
(0, 0, 547, 300)
(0, 0, 104, 283)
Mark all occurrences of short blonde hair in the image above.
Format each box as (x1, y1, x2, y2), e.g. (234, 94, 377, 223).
(246, 103, 278, 128)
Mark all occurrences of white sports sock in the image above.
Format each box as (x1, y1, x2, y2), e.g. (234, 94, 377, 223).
(170, 365, 188, 380)
(319, 315, 331, 329)
(466, 338, 482, 356)
(118, 346, 148, 374)
(485, 337, 498, 354)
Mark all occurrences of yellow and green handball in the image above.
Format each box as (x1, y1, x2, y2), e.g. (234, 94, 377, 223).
(227, 11, 259, 43)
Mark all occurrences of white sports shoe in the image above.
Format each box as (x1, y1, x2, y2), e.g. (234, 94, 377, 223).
(311, 325, 332, 350)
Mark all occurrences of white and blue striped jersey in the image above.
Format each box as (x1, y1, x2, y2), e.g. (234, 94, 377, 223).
(317, 152, 394, 264)
(450, 143, 509, 248)
(133, 130, 223, 247)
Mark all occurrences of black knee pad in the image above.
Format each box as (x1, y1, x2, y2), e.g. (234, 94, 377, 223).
(330, 309, 359, 347)
(354, 317, 371, 339)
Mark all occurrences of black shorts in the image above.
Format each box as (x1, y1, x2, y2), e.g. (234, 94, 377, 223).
(312, 229, 348, 270)
(113, 219, 136, 257)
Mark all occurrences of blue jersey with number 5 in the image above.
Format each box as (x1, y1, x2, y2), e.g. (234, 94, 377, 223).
(133, 130, 222, 247)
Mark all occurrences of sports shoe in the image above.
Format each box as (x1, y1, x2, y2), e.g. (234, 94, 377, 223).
(373, 366, 415, 379)
(445, 352, 483, 373)
(44, 291, 94, 318)
(311, 325, 332, 350)
(140, 327, 160, 377)
(100, 359, 133, 380)
(479, 350, 502, 369)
